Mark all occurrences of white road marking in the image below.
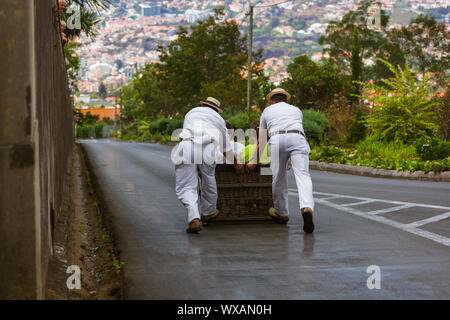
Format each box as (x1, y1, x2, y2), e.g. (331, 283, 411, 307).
(406, 212, 450, 228)
(340, 200, 375, 207)
(318, 196, 341, 201)
(367, 204, 415, 215)
(310, 191, 450, 211)
(288, 189, 450, 247)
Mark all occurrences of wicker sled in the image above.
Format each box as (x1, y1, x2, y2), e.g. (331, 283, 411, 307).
(200, 164, 274, 222)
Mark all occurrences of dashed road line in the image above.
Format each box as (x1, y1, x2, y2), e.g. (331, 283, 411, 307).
(288, 189, 450, 247)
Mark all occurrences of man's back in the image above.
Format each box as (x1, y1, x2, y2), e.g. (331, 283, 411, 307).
(260, 102, 304, 134)
(180, 106, 228, 148)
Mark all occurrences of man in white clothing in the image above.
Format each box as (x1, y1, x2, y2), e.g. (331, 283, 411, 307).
(250, 88, 315, 233)
(173, 97, 243, 233)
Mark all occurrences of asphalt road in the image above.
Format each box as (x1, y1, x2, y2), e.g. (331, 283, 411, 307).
(80, 139, 450, 299)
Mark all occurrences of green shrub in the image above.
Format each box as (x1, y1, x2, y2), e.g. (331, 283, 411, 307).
(76, 123, 113, 139)
(166, 118, 184, 135)
(153, 132, 163, 142)
(415, 138, 450, 161)
(356, 138, 416, 161)
(149, 118, 171, 134)
(224, 111, 250, 130)
(149, 118, 184, 135)
(346, 109, 367, 144)
(302, 109, 330, 143)
(359, 59, 439, 143)
(311, 138, 449, 173)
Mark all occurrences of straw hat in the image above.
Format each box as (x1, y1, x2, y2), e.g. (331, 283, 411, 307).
(200, 97, 223, 113)
(266, 88, 291, 103)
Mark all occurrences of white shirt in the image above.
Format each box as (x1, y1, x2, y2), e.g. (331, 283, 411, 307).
(180, 106, 232, 153)
(259, 102, 305, 137)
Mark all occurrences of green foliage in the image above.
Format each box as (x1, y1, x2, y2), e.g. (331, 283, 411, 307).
(71, 0, 110, 11)
(302, 109, 330, 143)
(319, 0, 389, 77)
(359, 59, 439, 142)
(98, 82, 107, 99)
(64, 42, 81, 84)
(388, 14, 450, 82)
(282, 56, 351, 110)
(222, 112, 250, 130)
(350, 25, 362, 97)
(415, 138, 450, 161)
(313, 145, 346, 163)
(310, 137, 449, 173)
(356, 138, 416, 160)
(346, 109, 367, 144)
(63, 1, 104, 40)
(149, 118, 171, 135)
(76, 122, 113, 139)
(74, 110, 99, 126)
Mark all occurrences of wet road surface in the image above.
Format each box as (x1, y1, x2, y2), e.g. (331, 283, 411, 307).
(80, 139, 450, 299)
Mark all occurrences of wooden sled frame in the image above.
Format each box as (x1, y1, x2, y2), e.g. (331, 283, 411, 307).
(199, 164, 274, 222)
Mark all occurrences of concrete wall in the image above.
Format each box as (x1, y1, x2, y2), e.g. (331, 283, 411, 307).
(0, 0, 73, 299)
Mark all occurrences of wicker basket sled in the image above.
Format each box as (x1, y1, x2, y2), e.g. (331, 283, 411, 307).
(200, 164, 274, 222)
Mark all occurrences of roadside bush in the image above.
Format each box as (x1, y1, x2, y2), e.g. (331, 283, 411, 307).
(356, 138, 416, 161)
(76, 123, 113, 139)
(302, 109, 330, 143)
(149, 118, 184, 135)
(415, 138, 450, 161)
(149, 118, 171, 134)
(359, 59, 439, 143)
(310, 137, 449, 173)
(223, 111, 250, 130)
(166, 118, 184, 135)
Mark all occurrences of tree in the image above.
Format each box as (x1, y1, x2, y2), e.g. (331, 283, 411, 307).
(98, 82, 107, 99)
(359, 59, 440, 142)
(319, 0, 389, 78)
(115, 59, 124, 70)
(282, 55, 351, 110)
(350, 25, 363, 97)
(62, 0, 107, 40)
(388, 14, 450, 82)
(64, 42, 81, 85)
(124, 8, 266, 118)
(346, 109, 367, 143)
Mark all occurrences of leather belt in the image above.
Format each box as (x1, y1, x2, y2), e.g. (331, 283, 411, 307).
(269, 130, 305, 138)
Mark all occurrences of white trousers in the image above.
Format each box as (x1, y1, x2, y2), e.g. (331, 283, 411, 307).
(269, 133, 314, 217)
(174, 141, 218, 223)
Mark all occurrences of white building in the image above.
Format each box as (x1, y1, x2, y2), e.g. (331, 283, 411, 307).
(139, 4, 161, 16)
(88, 63, 113, 79)
(184, 9, 213, 24)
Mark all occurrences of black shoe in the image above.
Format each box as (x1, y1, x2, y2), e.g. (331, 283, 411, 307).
(301, 208, 314, 233)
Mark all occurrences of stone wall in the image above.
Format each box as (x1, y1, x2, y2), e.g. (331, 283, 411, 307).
(0, 0, 73, 299)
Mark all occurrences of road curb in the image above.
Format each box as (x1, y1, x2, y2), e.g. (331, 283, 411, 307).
(310, 161, 450, 182)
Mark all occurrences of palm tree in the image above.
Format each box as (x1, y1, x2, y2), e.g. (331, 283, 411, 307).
(72, 0, 111, 11)
(62, 0, 110, 40)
